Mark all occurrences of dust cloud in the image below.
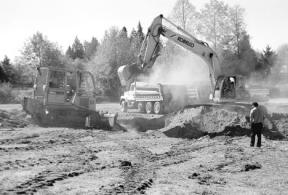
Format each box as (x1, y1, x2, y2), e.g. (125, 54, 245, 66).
(143, 52, 209, 86)
(137, 51, 212, 109)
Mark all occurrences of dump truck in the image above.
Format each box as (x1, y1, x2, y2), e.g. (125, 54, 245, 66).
(120, 81, 199, 114)
(23, 66, 117, 129)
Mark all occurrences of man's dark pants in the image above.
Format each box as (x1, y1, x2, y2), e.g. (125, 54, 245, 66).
(251, 123, 263, 147)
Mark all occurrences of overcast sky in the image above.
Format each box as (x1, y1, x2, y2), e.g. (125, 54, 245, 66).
(0, 0, 287, 60)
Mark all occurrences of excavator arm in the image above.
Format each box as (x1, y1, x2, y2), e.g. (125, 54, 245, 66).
(118, 14, 222, 91)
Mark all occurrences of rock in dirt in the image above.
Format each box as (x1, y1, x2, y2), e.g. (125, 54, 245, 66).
(119, 160, 132, 167)
(242, 162, 262, 171)
(188, 172, 200, 179)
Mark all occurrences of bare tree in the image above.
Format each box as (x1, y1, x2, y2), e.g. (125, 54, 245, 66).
(197, 0, 230, 51)
(169, 0, 197, 32)
(228, 5, 246, 55)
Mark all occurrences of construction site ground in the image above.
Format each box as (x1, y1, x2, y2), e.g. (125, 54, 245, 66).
(1, 100, 288, 195)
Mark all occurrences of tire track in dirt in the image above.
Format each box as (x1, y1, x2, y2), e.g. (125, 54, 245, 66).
(100, 138, 220, 194)
(1, 130, 114, 194)
(99, 139, 156, 194)
(3, 150, 110, 194)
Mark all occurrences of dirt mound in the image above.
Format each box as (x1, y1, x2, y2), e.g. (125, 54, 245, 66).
(0, 109, 31, 128)
(160, 107, 250, 139)
(159, 106, 288, 140)
(268, 113, 288, 138)
(118, 104, 288, 140)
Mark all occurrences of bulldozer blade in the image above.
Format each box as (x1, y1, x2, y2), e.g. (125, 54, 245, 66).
(103, 112, 118, 128)
(103, 112, 126, 131)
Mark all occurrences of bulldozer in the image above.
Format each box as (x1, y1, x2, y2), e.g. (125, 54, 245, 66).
(23, 66, 117, 129)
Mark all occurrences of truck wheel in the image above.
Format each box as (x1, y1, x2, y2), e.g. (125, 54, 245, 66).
(153, 101, 162, 114)
(145, 102, 153, 114)
(121, 101, 128, 112)
(137, 102, 144, 113)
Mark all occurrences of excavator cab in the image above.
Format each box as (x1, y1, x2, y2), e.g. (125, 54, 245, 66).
(213, 76, 250, 102)
(23, 67, 117, 129)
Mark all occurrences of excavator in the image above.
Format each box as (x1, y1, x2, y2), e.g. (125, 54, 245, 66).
(118, 14, 250, 109)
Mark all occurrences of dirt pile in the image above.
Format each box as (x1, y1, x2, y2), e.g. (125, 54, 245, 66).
(0, 109, 30, 128)
(159, 106, 250, 139)
(118, 104, 288, 140)
(159, 106, 288, 140)
(270, 113, 288, 137)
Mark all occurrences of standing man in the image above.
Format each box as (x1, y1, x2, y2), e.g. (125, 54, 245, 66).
(250, 102, 265, 147)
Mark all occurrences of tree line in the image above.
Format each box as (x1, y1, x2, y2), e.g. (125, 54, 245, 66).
(1, 0, 287, 97)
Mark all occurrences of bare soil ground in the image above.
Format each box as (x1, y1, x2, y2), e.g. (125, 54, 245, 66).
(0, 101, 288, 194)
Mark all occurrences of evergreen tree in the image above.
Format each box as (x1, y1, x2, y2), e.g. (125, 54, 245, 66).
(130, 22, 145, 61)
(137, 22, 145, 42)
(221, 33, 257, 76)
(1, 56, 17, 84)
(119, 27, 128, 38)
(0, 63, 8, 82)
(71, 36, 85, 59)
(84, 37, 99, 60)
(255, 45, 276, 77)
(117, 27, 132, 66)
(65, 46, 73, 58)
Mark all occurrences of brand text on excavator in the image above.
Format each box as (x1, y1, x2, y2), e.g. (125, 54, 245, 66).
(177, 37, 194, 48)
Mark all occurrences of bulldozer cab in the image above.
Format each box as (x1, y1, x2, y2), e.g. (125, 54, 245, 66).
(34, 67, 97, 111)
